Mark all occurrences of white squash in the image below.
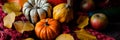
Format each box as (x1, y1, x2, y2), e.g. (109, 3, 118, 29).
(22, 0, 52, 24)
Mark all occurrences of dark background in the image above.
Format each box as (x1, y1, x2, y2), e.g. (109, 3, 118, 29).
(72, 0, 120, 40)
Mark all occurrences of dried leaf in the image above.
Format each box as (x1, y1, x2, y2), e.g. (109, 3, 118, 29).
(23, 38, 34, 40)
(13, 21, 34, 33)
(77, 15, 89, 28)
(14, 21, 24, 33)
(56, 34, 74, 40)
(75, 29, 97, 40)
(23, 21, 34, 31)
(2, 2, 22, 16)
(3, 12, 15, 28)
(14, 11, 22, 16)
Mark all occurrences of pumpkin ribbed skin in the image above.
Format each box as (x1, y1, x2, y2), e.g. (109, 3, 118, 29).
(22, 0, 52, 24)
(35, 18, 60, 40)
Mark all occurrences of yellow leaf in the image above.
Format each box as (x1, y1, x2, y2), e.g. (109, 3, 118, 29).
(56, 34, 74, 40)
(77, 15, 89, 28)
(75, 29, 97, 40)
(23, 38, 34, 40)
(3, 12, 15, 28)
(14, 21, 24, 33)
(23, 21, 34, 31)
(2, 2, 22, 16)
(14, 12, 22, 16)
(13, 21, 34, 33)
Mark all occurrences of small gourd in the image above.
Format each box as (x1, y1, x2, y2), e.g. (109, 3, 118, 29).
(53, 0, 73, 23)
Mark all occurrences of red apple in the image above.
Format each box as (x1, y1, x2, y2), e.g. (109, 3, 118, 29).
(99, 0, 109, 8)
(90, 13, 108, 30)
(81, 0, 94, 11)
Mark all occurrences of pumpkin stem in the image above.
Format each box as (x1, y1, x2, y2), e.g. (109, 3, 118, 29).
(44, 19, 49, 26)
(33, 4, 40, 9)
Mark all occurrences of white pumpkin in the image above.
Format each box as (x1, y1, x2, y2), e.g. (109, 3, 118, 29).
(22, 0, 52, 24)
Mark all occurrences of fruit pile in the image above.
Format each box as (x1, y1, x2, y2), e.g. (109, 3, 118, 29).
(0, 0, 119, 40)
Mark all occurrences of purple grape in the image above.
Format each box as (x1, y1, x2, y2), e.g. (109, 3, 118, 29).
(97, 34, 106, 39)
(4, 29, 23, 40)
(62, 24, 71, 34)
(0, 6, 6, 29)
(86, 28, 115, 40)
(105, 36, 115, 40)
(0, 0, 7, 5)
(15, 14, 28, 21)
(0, 31, 7, 40)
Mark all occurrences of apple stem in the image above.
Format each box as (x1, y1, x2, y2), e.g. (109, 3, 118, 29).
(96, 15, 100, 18)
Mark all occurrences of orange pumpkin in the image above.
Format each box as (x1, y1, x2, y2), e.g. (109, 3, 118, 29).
(35, 18, 60, 40)
(7, 0, 27, 7)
